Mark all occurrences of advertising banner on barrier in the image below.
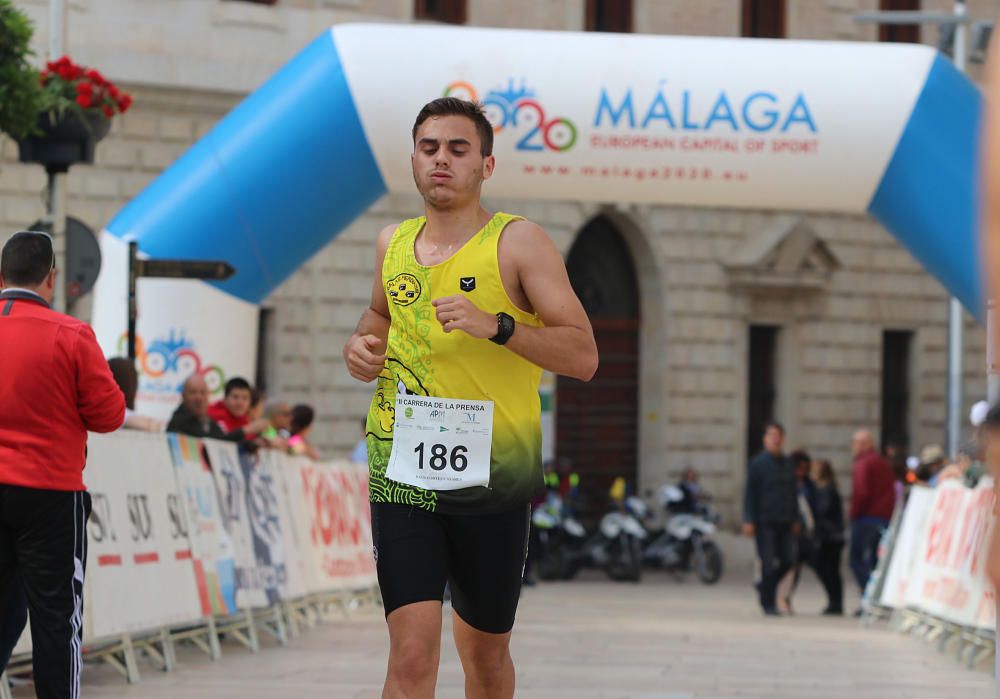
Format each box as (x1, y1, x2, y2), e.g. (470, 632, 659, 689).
(10, 434, 379, 661)
(83, 432, 203, 639)
(295, 459, 376, 592)
(260, 449, 308, 599)
(905, 478, 996, 628)
(879, 486, 936, 610)
(202, 441, 287, 608)
(332, 460, 377, 587)
(167, 434, 238, 616)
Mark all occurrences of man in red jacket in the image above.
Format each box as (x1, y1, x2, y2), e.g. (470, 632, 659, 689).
(848, 429, 896, 604)
(0, 231, 125, 698)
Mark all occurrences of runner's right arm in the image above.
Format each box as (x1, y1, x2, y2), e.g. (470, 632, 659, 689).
(343, 224, 395, 383)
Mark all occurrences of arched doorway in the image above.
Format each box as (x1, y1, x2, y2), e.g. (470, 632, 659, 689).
(557, 215, 640, 517)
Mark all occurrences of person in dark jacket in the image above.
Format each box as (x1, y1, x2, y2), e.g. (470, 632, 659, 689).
(848, 429, 896, 599)
(777, 450, 817, 615)
(811, 458, 845, 615)
(674, 466, 706, 515)
(167, 374, 268, 441)
(742, 422, 799, 616)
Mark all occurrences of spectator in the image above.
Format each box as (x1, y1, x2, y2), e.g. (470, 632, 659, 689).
(883, 437, 908, 503)
(0, 230, 126, 697)
(777, 450, 817, 615)
(811, 458, 845, 615)
(107, 356, 163, 432)
(351, 417, 368, 464)
(248, 387, 265, 422)
(742, 422, 799, 617)
(288, 403, 321, 460)
(260, 401, 292, 448)
(963, 401, 989, 487)
(915, 444, 946, 486)
(980, 403, 1000, 594)
(674, 466, 705, 515)
(207, 377, 254, 434)
(167, 375, 268, 441)
(848, 429, 895, 610)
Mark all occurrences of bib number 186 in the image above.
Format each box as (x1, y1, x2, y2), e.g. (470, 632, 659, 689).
(414, 443, 469, 472)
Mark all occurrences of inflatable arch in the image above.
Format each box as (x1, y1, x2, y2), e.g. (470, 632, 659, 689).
(91, 24, 982, 410)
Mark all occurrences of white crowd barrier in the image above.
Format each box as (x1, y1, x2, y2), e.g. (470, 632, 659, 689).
(868, 476, 996, 670)
(5, 431, 378, 682)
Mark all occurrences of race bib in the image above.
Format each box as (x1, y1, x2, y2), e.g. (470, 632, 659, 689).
(385, 395, 494, 491)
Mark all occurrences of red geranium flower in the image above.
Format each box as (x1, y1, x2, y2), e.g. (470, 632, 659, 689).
(102, 105, 114, 118)
(76, 94, 93, 108)
(75, 81, 93, 95)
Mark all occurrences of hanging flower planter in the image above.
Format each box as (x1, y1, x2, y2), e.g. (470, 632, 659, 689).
(13, 56, 132, 174)
(18, 109, 111, 173)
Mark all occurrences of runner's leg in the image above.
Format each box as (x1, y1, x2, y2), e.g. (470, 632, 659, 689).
(452, 612, 514, 699)
(372, 503, 450, 698)
(384, 601, 443, 699)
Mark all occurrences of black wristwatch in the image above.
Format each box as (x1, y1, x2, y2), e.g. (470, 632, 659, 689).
(490, 312, 515, 345)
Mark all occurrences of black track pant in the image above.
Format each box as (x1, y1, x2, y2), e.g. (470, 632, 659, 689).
(755, 522, 795, 612)
(0, 484, 90, 699)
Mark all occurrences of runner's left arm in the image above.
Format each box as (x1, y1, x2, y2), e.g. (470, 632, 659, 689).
(432, 220, 598, 381)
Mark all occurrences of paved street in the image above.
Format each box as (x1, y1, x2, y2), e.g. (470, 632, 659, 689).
(9, 537, 994, 699)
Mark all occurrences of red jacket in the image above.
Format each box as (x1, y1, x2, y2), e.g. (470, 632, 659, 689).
(0, 291, 125, 491)
(207, 400, 247, 434)
(850, 448, 896, 521)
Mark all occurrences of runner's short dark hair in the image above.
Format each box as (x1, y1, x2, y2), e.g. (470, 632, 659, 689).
(412, 97, 494, 157)
(1, 230, 54, 287)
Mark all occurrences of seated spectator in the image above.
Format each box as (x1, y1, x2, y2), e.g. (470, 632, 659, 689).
(208, 377, 254, 434)
(167, 375, 268, 441)
(288, 404, 321, 460)
(107, 356, 163, 432)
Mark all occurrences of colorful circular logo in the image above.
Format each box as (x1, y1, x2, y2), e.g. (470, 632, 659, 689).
(387, 273, 422, 307)
(444, 80, 577, 152)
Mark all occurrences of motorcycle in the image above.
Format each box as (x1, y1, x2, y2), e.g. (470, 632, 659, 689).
(531, 493, 588, 581)
(639, 486, 725, 584)
(532, 493, 647, 582)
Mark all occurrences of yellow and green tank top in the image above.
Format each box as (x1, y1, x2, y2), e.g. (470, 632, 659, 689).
(366, 212, 544, 514)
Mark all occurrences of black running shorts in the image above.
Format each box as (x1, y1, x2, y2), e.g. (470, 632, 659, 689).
(371, 502, 530, 634)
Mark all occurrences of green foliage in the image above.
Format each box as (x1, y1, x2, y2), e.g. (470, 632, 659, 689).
(0, 0, 42, 140)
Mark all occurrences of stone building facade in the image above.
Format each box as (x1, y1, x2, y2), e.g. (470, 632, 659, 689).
(1, 0, 994, 521)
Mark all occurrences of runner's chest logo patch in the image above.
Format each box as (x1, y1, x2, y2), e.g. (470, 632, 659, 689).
(459, 277, 476, 292)
(387, 273, 422, 306)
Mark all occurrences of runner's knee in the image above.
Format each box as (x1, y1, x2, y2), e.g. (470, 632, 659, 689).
(389, 638, 438, 684)
(464, 647, 511, 688)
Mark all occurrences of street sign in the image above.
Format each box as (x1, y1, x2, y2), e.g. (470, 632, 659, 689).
(126, 241, 237, 360)
(136, 259, 235, 280)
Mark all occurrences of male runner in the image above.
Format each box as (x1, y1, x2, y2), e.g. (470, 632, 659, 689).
(343, 97, 598, 698)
